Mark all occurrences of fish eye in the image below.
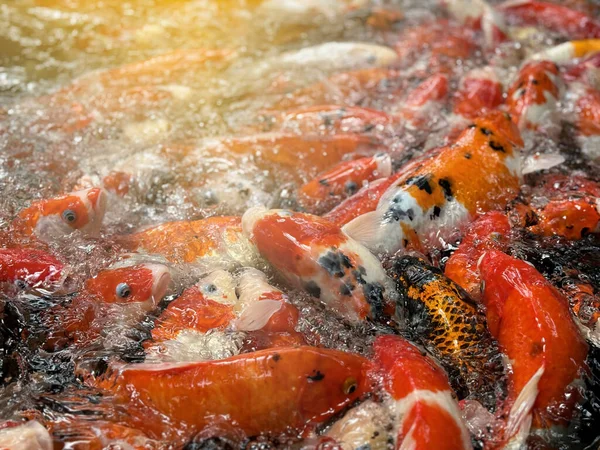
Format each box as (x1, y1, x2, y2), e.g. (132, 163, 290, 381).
(62, 209, 77, 224)
(116, 283, 131, 298)
(342, 377, 358, 395)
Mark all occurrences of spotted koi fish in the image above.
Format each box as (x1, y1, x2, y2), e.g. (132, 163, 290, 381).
(121, 216, 259, 269)
(506, 60, 563, 132)
(444, 211, 511, 301)
(343, 111, 523, 256)
(297, 153, 392, 214)
(372, 335, 473, 450)
(0, 247, 65, 291)
(15, 187, 107, 241)
(388, 255, 506, 410)
(46, 263, 171, 349)
(90, 347, 371, 443)
(242, 207, 396, 323)
(479, 250, 588, 443)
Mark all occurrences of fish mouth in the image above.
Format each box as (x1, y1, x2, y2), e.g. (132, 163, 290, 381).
(241, 205, 269, 237)
(88, 187, 108, 218)
(146, 264, 172, 306)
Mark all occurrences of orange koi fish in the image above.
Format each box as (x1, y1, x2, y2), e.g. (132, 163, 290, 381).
(372, 335, 472, 450)
(479, 250, 588, 443)
(242, 207, 396, 323)
(499, 0, 600, 39)
(0, 421, 53, 450)
(444, 211, 511, 301)
(506, 60, 563, 132)
(0, 247, 64, 291)
(91, 347, 371, 443)
(121, 216, 258, 269)
(15, 187, 107, 241)
(388, 256, 506, 409)
(297, 153, 392, 214)
(510, 175, 600, 240)
(46, 263, 171, 349)
(343, 111, 523, 255)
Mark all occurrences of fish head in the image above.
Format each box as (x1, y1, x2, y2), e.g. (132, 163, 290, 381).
(84, 263, 171, 308)
(18, 188, 107, 240)
(474, 110, 524, 148)
(296, 348, 372, 426)
(0, 248, 64, 290)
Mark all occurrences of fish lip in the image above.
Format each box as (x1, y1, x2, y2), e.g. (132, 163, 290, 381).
(145, 263, 172, 306)
(241, 205, 268, 237)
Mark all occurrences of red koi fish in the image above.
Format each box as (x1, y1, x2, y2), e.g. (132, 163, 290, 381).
(15, 188, 107, 241)
(510, 175, 600, 240)
(444, 211, 511, 301)
(297, 153, 392, 214)
(479, 250, 588, 443)
(506, 60, 563, 132)
(242, 207, 396, 323)
(396, 73, 449, 129)
(46, 263, 171, 349)
(372, 335, 472, 450)
(453, 68, 504, 120)
(499, 0, 600, 39)
(121, 216, 258, 269)
(343, 111, 522, 255)
(0, 248, 64, 291)
(91, 347, 371, 443)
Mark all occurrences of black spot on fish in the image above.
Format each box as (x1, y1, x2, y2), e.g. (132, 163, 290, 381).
(406, 175, 433, 194)
(319, 251, 351, 277)
(340, 283, 354, 296)
(464, 153, 471, 159)
(480, 127, 493, 136)
(438, 178, 453, 200)
(307, 370, 325, 382)
(363, 123, 376, 132)
(272, 353, 281, 362)
(364, 282, 385, 319)
(319, 179, 330, 186)
(467, 123, 476, 129)
(304, 281, 321, 299)
(489, 141, 506, 153)
(431, 205, 441, 219)
(531, 79, 539, 85)
(345, 181, 359, 195)
(353, 269, 366, 285)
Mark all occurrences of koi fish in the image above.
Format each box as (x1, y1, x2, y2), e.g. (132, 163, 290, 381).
(453, 68, 504, 121)
(91, 346, 371, 443)
(252, 105, 395, 136)
(530, 39, 600, 64)
(242, 207, 396, 323)
(343, 111, 523, 255)
(0, 421, 53, 450)
(573, 85, 600, 161)
(506, 60, 563, 132)
(443, 0, 508, 48)
(0, 247, 64, 291)
(479, 250, 588, 442)
(499, 0, 600, 39)
(15, 187, 107, 241)
(444, 211, 511, 301)
(297, 153, 392, 214)
(121, 216, 259, 269)
(388, 255, 506, 410)
(323, 400, 389, 450)
(46, 263, 171, 349)
(510, 175, 600, 239)
(371, 335, 473, 450)
(396, 73, 449, 130)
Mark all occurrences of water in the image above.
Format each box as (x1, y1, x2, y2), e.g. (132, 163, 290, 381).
(1, 0, 600, 448)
